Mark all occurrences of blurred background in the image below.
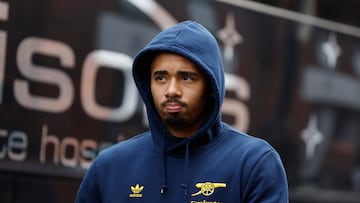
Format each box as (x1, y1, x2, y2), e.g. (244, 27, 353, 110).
(1, 0, 360, 202)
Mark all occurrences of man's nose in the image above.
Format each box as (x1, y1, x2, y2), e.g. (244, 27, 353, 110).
(165, 79, 181, 97)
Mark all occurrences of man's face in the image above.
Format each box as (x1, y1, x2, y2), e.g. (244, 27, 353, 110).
(150, 53, 208, 138)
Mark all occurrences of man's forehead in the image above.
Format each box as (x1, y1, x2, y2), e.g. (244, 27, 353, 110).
(151, 52, 204, 73)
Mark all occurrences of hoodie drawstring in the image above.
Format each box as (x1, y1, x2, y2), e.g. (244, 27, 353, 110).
(180, 141, 190, 196)
(160, 133, 168, 194)
(160, 131, 192, 197)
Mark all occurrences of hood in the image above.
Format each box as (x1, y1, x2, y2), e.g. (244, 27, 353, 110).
(132, 21, 225, 153)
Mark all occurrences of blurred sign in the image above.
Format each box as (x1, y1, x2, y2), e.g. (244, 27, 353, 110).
(0, 0, 360, 201)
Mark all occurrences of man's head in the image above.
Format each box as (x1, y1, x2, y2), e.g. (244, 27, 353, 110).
(150, 52, 210, 138)
(133, 21, 225, 141)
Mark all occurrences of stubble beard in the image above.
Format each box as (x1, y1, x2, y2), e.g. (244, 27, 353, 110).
(164, 113, 187, 129)
(161, 98, 188, 128)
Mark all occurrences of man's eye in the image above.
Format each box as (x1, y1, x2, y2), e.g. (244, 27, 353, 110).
(183, 74, 191, 81)
(155, 76, 165, 81)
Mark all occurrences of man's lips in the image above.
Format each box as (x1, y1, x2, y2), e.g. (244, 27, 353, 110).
(161, 99, 186, 113)
(164, 102, 184, 112)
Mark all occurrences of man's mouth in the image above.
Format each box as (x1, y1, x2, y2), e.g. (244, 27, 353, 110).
(162, 99, 186, 113)
(164, 102, 184, 112)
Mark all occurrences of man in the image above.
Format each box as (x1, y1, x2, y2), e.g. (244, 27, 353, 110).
(76, 21, 288, 202)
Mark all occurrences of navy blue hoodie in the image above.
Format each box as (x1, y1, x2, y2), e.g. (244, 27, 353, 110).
(76, 21, 288, 203)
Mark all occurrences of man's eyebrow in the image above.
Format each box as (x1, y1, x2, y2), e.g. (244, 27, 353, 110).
(178, 71, 199, 77)
(152, 70, 199, 77)
(153, 70, 168, 75)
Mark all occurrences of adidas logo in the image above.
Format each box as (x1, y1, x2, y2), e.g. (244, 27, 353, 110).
(129, 184, 144, 198)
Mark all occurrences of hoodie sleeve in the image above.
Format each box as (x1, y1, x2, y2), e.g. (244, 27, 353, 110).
(244, 149, 289, 203)
(75, 161, 102, 203)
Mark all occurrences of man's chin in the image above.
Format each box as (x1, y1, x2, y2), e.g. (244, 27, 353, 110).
(164, 115, 187, 127)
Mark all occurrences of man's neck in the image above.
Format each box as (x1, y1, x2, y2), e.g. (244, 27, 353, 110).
(166, 124, 200, 138)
